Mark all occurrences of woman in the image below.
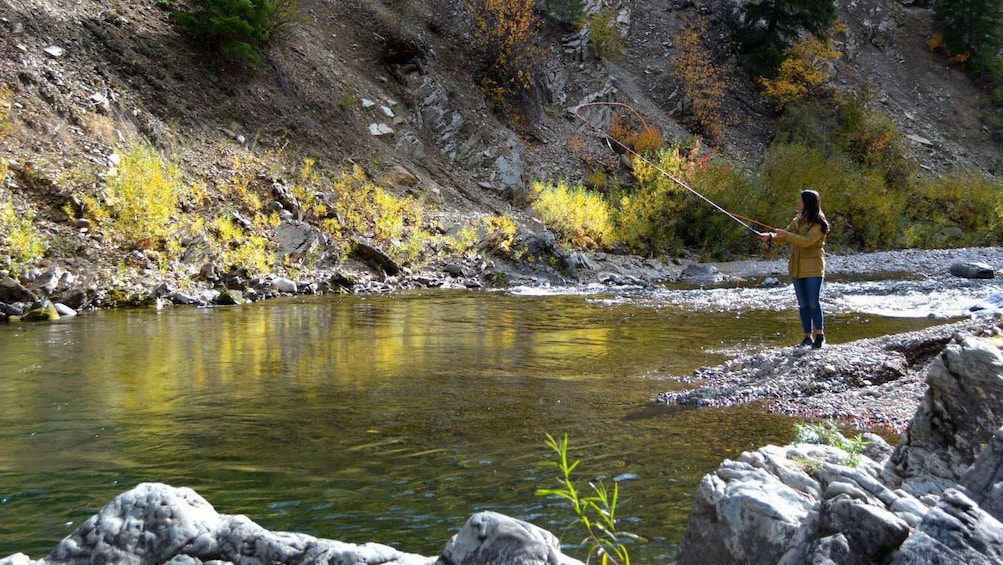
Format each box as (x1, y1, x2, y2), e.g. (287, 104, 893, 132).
(760, 190, 830, 349)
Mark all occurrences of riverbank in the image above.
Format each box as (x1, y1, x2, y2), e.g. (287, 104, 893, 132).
(656, 317, 1001, 434)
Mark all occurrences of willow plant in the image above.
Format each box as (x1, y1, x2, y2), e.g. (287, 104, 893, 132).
(536, 433, 641, 564)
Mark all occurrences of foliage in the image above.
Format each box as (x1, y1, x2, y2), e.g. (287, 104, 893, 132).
(760, 142, 905, 250)
(452, 214, 521, 257)
(469, 0, 541, 105)
(794, 419, 870, 468)
(172, 0, 290, 65)
(531, 180, 616, 249)
(82, 143, 182, 251)
(934, 0, 1003, 79)
(759, 32, 842, 110)
(302, 164, 430, 264)
(608, 112, 665, 156)
(670, 19, 729, 139)
(0, 200, 47, 276)
(612, 143, 703, 254)
(545, 0, 585, 27)
(904, 169, 1003, 247)
(536, 433, 640, 564)
(730, 0, 838, 72)
(205, 214, 277, 275)
(587, 7, 626, 60)
(833, 90, 915, 192)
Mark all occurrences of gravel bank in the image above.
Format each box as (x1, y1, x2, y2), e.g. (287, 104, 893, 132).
(656, 316, 1002, 434)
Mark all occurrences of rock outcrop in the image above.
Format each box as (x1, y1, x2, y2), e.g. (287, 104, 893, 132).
(0, 483, 584, 565)
(676, 332, 1003, 564)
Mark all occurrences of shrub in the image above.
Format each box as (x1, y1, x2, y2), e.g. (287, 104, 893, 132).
(172, 0, 288, 65)
(536, 433, 641, 565)
(531, 180, 615, 249)
(834, 91, 916, 191)
(609, 112, 664, 156)
(452, 214, 521, 257)
(0, 200, 47, 276)
(469, 0, 541, 105)
(82, 143, 181, 250)
(670, 18, 729, 139)
(587, 6, 626, 60)
(313, 164, 431, 264)
(904, 169, 1003, 247)
(612, 144, 703, 254)
(759, 32, 842, 110)
(760, 142, 905, 250)
(545, 0, 585, 27)
(202, 214, 276, 275)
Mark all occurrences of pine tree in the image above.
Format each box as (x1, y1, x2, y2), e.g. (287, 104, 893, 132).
(730, 0, 838, 73)
(935, 0, 1003, 79)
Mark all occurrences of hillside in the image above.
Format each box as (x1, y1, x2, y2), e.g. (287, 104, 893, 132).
(0, 0, 1001, 304)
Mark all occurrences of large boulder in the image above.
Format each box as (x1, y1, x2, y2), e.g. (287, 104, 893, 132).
(0, 483, 584, 565)
(677, 332, 1003, 564)
(888, 336, 1003, 497)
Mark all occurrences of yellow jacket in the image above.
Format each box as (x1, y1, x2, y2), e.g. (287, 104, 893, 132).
(782, 217, 826, 278)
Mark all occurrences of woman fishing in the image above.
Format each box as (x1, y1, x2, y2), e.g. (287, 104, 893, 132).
(760, 190, 830, 349)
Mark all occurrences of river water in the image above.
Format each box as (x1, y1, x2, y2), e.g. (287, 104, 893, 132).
(2, 274, 1001, 562)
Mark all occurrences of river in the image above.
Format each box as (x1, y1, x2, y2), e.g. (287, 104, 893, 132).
(2, 274, 1001, 562)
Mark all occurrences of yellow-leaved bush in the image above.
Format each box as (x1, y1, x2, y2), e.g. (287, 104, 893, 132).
(531, 180, 616, 249)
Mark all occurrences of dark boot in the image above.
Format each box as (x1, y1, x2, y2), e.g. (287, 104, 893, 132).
(812, 334, 825, 349)
(798, 337, 813, 347)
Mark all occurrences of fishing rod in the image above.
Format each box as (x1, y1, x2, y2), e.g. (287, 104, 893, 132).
(572, 101, 775, 238)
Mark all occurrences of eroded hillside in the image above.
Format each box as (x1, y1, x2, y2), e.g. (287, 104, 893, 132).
(0, 0, 1000, 300)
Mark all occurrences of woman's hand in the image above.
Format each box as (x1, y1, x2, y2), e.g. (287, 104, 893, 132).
(774, 229, 790, 240)
(759, 233, 774, 243)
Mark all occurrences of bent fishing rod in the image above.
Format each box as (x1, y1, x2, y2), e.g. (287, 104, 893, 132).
(572, 101, 776, 239)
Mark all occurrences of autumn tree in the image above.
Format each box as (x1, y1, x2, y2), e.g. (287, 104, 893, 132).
(469, 0, 541, 106)
(758, 32, 842, 110)
(670, 19, 729, 140)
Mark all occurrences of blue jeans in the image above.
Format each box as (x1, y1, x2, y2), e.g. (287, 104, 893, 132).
(792, 277, 824, 335)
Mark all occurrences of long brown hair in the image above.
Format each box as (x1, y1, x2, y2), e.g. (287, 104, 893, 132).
(800, 190, 830, 234)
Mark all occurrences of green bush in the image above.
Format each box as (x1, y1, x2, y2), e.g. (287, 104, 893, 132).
(760, 142, 905, 250)
(173, 0, 282, 65)
(904, 169, 1003, 247)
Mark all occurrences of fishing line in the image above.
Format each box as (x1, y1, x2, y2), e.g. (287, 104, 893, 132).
(572, 101, 775, 238)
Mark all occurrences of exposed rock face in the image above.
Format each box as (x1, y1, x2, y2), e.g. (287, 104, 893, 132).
(676, 332, 1003, 564)
(0, 483, 584, 565)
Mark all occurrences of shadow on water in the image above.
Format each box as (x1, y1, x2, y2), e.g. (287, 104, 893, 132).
(0, 277, 996, 562)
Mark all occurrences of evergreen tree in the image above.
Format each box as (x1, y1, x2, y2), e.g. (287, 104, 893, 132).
(730, 0, 838, 73)
(173, 0, 278, 65)
(935, 0, 1003, 79)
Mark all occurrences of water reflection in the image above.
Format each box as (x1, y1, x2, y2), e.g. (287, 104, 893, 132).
(0, 280, 984, 562)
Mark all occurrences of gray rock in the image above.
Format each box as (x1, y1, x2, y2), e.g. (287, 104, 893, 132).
(272, 277, 298, 294)
(441, 511, 584, 565)
(961, 426, 1003, 522)
(948, 261, 995, 279)
(1, 483, 582, 565)
(0, 275, 38, 303)
(678, 333, 1003, 565)
(890, 336, 1003, 497)
(887, 489, 1003, 564)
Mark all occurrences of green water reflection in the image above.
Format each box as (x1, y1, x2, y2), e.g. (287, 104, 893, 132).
(0, 290, 946, 562)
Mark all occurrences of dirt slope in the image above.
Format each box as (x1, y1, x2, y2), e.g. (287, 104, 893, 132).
(0, 0, 1000, 292)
